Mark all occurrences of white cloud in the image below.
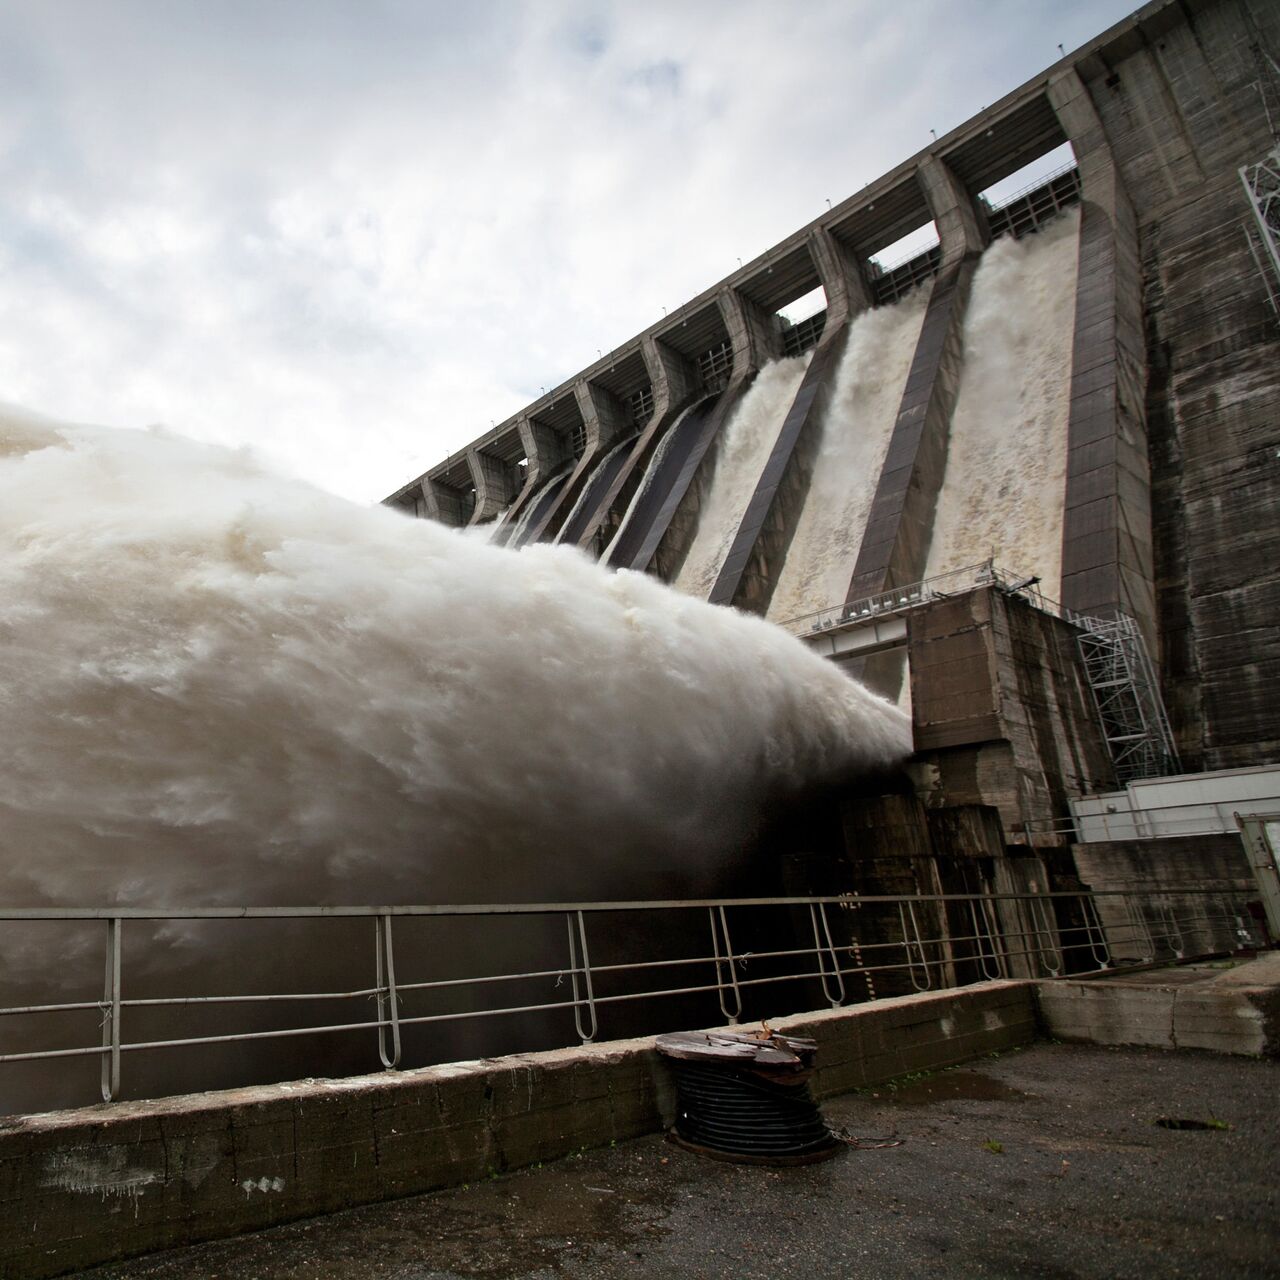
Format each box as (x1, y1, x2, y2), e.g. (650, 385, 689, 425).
(0, 0, 1135, 502)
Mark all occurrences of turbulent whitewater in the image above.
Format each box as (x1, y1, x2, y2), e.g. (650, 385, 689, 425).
(767, 286, 931, 624)
(675, 354, 810, 599)
(924, 209, 1081, 592)
(0, 404, 910, 910)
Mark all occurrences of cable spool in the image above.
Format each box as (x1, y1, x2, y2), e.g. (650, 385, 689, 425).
(656, 1030, 841, 1166)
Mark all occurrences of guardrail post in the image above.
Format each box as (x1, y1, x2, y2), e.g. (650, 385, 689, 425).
(709, 906, 743, 1024)
(1029, 896, 1063, 977)
(374, 913, 402, 1070)
(898, 902, 933, 992)
(810, 902, 847, 1007)
(1080, 893, 1112, 969)
(566, 911, 598, 1044)
(100, 917, 121, 1102)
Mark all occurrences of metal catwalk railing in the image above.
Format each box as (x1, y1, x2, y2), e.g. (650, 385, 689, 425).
(0, 888, 1266, 1107)
(1027, 795, 1278, 844)
(776, 560, 1045, 637)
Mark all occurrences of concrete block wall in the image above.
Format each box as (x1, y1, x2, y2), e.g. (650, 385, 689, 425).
(1090, 0, 1280, 768)
(1071, 832, 1257, 957)
(1036, 952, 1280, 1056)
(782, 980, 1039, 1097)
(0, 981, 1037, 1279)
(907, 587, 1114, 841)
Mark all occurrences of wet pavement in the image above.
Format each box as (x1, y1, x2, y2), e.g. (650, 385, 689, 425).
(79, 1043, 1279, 1279)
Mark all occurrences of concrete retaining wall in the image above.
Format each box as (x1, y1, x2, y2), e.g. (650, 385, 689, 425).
(1035, 953, 1280, 1057)
(0, 980, 1036, 1278)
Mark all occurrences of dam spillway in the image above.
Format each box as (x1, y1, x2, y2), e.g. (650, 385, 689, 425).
(673, 353, 811, 599)
(765, 284, 929, 626)
(922, 206, 1081, 593)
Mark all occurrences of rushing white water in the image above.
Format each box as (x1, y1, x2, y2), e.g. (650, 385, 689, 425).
(555, 436, 630, 546)
(504, 463, 572, 549)
(923, 210, 1081, 592)
(766, 287, 931, 624)
(675, 355, 810, 598)
(0, 404, 910, 915)
(600, 400, 695, 565)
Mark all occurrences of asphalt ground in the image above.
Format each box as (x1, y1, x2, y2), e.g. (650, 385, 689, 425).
(78, 1043, 1279, 1279)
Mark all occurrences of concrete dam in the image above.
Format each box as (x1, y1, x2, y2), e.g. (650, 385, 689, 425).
(387, 0, 1280, 800)
(3, 2, 1280, 1273)
(2, 0, 1275, 1111)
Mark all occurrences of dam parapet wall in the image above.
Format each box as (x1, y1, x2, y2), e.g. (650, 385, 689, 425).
(0, 982, 1037, 1279)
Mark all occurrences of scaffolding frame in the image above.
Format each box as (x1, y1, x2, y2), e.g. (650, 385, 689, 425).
(1075, 614, 1179, 784)
(1240, 148, 1280, 321)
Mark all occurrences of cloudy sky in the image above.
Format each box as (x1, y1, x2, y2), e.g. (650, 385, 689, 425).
(1, 0, 1136, 503)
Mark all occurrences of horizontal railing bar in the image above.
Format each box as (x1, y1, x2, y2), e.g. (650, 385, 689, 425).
(3, 914, 1239, 1022)
(0, 999, 105, 1018)
(0, 887, 1237, 921)
(0, 912, 1239, 1024)
(0, 886, 1260, 1103)
(0, 1044, 110, 1065)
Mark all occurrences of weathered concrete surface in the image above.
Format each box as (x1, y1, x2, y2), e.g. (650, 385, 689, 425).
(840, 157, 986, 701)
(1037, 952, 1280, 1056)
(0, 982, 1036, 1279)
(1047, 65, 1156, 651)
(74, 1044, 1280, 1280)
(906, 586, 1116, 842)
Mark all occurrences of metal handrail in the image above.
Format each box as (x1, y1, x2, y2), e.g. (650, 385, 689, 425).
(0, 888, 1265, 1106)
(982, 160, 1080, 213)
(0, 887, 1252, 920)
(775, 560, 1051, 638)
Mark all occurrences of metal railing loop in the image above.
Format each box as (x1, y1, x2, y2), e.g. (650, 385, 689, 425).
(1080, 894, 1112, 969)
(898, 902, 933, 992)
(1028, 896, 1063, 977)
(374, 913, 402, 1070)
(708, 906, 742, 1024)
(968, 897, 1004, 981)
(565, 911, 598, 1044)
(1122, 897, 1156, 963)
(99, 918, 122, 1103)
(809, 902, 846, 1008)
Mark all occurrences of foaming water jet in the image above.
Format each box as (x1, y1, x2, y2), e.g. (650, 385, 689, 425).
(0, 403, 910, 918)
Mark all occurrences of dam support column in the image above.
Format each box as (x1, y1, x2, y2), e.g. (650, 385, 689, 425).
(491, 416, 567, 545)
(642, 332, 702, 425)
(1047, 67, 1156, 652)
(808, 225, 872, 329)
(632, 287, 782, 581)
(707, 240, 871, 612)
(521, 380, 631, 545)
(419, 477, 470, 528)
(719, 286, 783, 374)
(582, 334, 702, 561)
(841, 155, 989, 698)
(606, 287, 782, 578)
(466, 448, 520, 526)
